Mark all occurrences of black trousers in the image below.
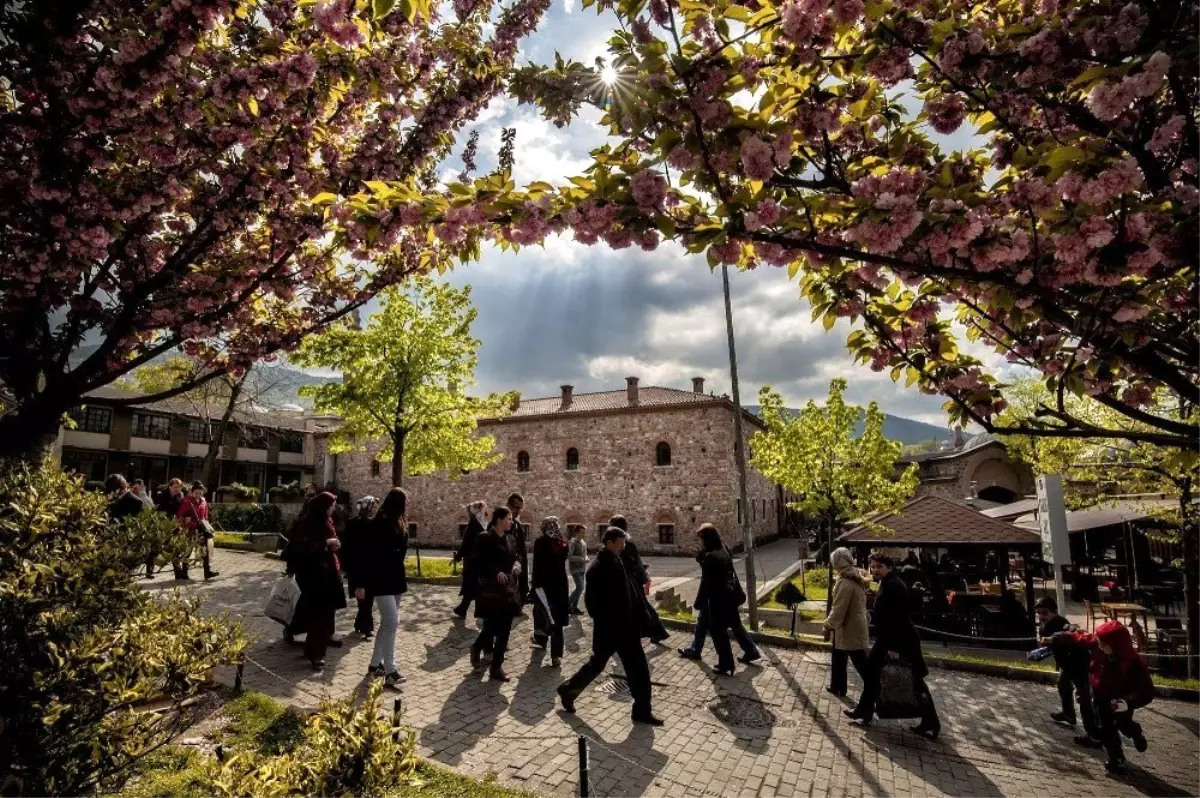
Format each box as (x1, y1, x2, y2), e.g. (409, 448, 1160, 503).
(354, 596, 374, 634)
(1095, 699, 1143, 761)
(1058, 668, 1097, 737)
(474, 616, 513, 674)
(532, 602, 565, 658)
(854, 653, 940, 729)
(562, 635, 652, 715)
(830, 648, 869, 695)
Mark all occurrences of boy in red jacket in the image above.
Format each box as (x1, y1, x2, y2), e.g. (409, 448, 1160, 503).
(1063, 620, 1154, 772)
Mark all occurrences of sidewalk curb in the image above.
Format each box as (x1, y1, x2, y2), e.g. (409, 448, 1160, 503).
(657, 616, 1199, 702)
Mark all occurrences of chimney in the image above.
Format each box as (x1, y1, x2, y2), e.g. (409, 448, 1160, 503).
(692, 377, 705, 394)
(626, 376, 640, 406)
(560, 385, 573, 410)
(952, 425, 965, 449)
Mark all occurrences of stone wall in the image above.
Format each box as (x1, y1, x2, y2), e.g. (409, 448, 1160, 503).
(910, 442, 1033, 503)
(318, 402, 782, 554)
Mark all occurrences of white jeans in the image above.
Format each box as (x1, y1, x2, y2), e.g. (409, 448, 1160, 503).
(371, 594, 401, 674)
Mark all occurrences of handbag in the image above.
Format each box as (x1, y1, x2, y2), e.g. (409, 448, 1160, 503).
(264, 575, 301, 626)
(198, 519, 216, 540)
(875, 659, 924, 719)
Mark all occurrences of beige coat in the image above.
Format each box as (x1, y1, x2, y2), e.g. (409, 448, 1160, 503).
(823, 568, 870, 651)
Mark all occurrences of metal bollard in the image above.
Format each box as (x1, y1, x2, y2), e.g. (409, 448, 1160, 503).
(215, 744, 225, 762)
(577, 736, 589, 798)
(234, 661, 245, 694)
(416, 545, 423, 577)
(392, 697, 403, 742)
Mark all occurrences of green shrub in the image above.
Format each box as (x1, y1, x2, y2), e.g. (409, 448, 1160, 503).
(210, 503, 282, 534)
(216, 483, 260, 502)
(210, 682, 418, 797)
(0, 464, 245, 796)
(122, 505, 195, 567)
(267, 482, 302, 501)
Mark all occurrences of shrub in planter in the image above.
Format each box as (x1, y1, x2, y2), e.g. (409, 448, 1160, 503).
(0, 464, 245, 796)
(209, 503, 283, 534)
(267, 482, 302, 502)
(216, 483, 260, 502)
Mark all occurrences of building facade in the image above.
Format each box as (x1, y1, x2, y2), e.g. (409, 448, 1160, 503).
(56, 385, 318, 495)
(317, 378, 784, 554)
(899, 430, 1034, 505)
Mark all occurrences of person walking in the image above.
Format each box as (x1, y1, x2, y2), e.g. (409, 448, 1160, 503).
(508, 493, 530, 605)
(1034, 596, 1096, 736)
(453, 500, 488, 618)
(557, 527, 663, 726)
(847, 553, 941, 739)
(532, 517, 570, 667)
(152, 477, 185, 579)
(567, 524, 588, 615)
(694, 524, 755, 676)
(177, 481, 219, 580)
(680, 529, 761, 665)
(609, 515, 669, 644)
(358, 487, 409, 689)
(130, 478, 154, 509)
(342, 495, 378, 640)
(824, 547, 870, 697)
(285, 491, 348, 670)
(471, 506, 521, 681)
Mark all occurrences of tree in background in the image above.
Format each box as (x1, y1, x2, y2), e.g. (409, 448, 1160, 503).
(358, 0, 1198, 453)
(0, 0, 549, 462)
(0, 464, 244, 795)
(121, 358, 288, 488)
(291, 279, 513, 487)
(751, 379, 918, 608)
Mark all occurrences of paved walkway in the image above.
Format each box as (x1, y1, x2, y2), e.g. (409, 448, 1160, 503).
(154, 551, 1200, 798)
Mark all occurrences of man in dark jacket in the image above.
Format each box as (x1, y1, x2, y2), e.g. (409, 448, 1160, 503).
(1036, 596, 1096, 737)
(848, 554, 941, 737)
(106, 473, 146, 521)
(558, 527, 662, 725)
(609, 515, 669, 644)
(148, 477, 185, 579)
(454, 501, 487, 618)
(508, 493, 530, 605)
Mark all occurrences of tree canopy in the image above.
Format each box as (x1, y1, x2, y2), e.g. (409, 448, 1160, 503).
(0, 0, 548, 461)
(290, 278, 513, 486)
(352, 0, 1198, 452)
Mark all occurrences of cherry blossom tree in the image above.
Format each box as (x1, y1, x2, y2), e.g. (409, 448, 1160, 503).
(0, 0, 548, 462)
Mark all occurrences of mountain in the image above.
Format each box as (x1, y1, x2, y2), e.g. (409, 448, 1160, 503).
(744, 405, 953, 446)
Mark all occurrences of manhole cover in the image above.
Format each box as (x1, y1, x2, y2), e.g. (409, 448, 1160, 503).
(707, 696, 788, 729)
(596, 679, 632, 699)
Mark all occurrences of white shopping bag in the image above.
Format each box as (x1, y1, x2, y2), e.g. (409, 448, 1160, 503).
(264, 575, 301, 626)
(534, 587, 557, 628)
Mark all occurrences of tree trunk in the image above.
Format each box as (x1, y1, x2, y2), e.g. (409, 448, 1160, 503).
(0, 396, 70, 466)
(721, 263, 757, 630)
(1181, 480, 1198, 674)
(200, 377, 244, 489)
(391, 430, 405, 488)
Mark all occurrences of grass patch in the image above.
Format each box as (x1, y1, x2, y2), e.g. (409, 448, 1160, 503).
(931, 652, 1199, 690)
(213, 532, 248, 546)
(657, 606, 696, 623)
(406, 557, 456, 578)
(761, 574, 829, 609)
(119, 745, 212, 798)
(1153, 675, 1200, 690)
(388, 762, 534, 798)
(218, 690, 307, 755)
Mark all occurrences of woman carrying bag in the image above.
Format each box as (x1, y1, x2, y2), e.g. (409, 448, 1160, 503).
(357, 487, 409, 689)
(531, 516, 570, 667)
(696, 524, 760, 676)
(824, 547, 870, 697)
(176, 481, 218, 581)
(471, 506, 520, 682)
(286, 491, 348, 670)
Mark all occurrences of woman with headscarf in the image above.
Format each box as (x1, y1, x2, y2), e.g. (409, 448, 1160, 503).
(342, 495, 378, 639)
(357, 487, 409, 689)
(824, 547, 870, 697)
(695, 524, 755, 676)
(453, 500, 488, 618)
(285, 491, 347, 670)
(531, 516, 570, 667)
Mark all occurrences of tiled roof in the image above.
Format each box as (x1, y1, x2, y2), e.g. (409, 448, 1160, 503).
(839, 494, 1041, 547)
(897, 432, 1004, 463)
(499, 386, 728, 419)
(82, 385, 310, 432)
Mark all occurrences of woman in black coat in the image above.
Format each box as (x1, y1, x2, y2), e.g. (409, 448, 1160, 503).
(695, 524, 750, 676)
(531, 516, 570, 666)
(454, 500, 487, 618)
(848, 553, 941, 738)
(471, 506, 520, 681)
(356, 487, 409, 688)
(284, 491, 348, 670)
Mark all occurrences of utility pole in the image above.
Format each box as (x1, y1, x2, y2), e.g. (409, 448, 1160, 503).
(721, 263, 758, 630)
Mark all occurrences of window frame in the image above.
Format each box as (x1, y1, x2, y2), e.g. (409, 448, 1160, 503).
(237, 425, 266, 450)
(458, 523, 468, 540)
(370, 460, 381, 477)
(655, 441, 672, 467)
(565, 447, 579, 471)
(131, 412, 171, 440)
(517, 450, 530, 472)
(279, 431, 305, 453)
(657, 524, 676, 545)
(71, 405, 113, 434)
(186, 419, 212, 444)
(407, 522, 419, 540)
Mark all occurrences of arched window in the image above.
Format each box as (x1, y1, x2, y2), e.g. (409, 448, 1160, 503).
(370, 460, 380, 477)
(566, 448, 579, 471)
(517, 451, 530, 472)
(655, 441, 672, 467)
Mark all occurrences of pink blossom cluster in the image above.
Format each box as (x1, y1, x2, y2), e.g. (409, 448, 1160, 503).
(631, 168, 668, 211)
(924, 94, 966, 134)
(1085, 52, 1170, 121)
(779, 0, 830, 47)
(313, 0, 365, 47)
(744, 200, 782, 232)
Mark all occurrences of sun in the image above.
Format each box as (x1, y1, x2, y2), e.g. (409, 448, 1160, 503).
(600, 65, 618, 86)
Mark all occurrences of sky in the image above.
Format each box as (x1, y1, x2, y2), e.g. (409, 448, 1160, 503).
(387, 0, 1005, 426)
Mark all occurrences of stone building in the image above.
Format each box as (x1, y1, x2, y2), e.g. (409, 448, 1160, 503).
(316, 378, 785, 554)
(898, 430, 1034, 505)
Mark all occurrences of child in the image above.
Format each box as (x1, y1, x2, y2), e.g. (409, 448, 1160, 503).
(1067, 620, 1154, 772)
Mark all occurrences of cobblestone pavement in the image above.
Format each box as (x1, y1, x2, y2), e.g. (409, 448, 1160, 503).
(155, 550, 1200, 798)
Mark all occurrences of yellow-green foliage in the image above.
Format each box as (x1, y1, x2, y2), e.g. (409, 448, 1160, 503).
(0, 464, 245, 796)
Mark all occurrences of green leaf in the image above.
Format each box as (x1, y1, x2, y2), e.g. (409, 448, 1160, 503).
(311, 192, 338, 205)
(373, 0, 396, 15)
